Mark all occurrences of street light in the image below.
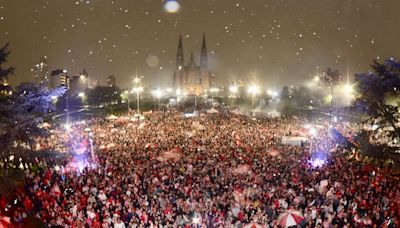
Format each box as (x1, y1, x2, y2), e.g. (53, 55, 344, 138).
(133, 75, 144, 113)
(133, 86, 143, 113)
(247, 84, 260, 109)
(122, 90, 130, 111)
(229, 85, 238, 95)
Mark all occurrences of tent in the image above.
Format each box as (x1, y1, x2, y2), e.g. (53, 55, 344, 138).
(267, 148, 280, 157)
(281, 136, 308, 146)
(207, 108, 219, 114)
(106, 114, 118, 120)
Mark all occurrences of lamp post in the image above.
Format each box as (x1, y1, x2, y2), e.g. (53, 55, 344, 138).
(229, 85, 238, 105)
(247, 84, 260, 109)
(133, 76, 143, 113)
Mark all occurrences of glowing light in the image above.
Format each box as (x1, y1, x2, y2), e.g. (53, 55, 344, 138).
(229, 85, 238, 94)
(314, 76, 320, 82)
(78, 92, 85, 97)
(210, 87, 220, 93)
(64, 124, 71, 131)
(134, 77, 141, 83)
(192, 216, 200, 224)
(311, 158, 326, 168)
(343, 83, 354, 94)
(247, 84, 260, 95)
(164, 0, 181, 13)
(153, 88, 163, 98)
(309, 151, 329, 168)
(309, 127, 317, 136)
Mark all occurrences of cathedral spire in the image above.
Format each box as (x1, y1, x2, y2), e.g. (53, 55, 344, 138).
(201, 33, 207, 51)
(200, 33, 208, 72)
(176, 34, 184, 68)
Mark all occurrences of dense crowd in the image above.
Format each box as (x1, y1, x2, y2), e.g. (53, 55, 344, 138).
(0, 110, 399, 227)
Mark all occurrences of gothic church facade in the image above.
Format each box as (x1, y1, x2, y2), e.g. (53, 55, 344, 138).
(173, 34, 211, 95)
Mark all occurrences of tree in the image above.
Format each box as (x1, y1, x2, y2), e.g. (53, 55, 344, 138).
(0, 83, 65, 152)
(0, 43, 14, 97)
(0, 43, 66, 152)
(354, 59, 400, 144)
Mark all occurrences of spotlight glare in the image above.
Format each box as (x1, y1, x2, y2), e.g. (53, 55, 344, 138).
(164, 0, 181, 13)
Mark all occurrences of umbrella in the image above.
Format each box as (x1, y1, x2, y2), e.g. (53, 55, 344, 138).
(243, 223, 265, 228)
(232, 164, 251, 175)
(277, 210, 304, 227)
(0, 216, 10, 228)
(267, 148, 280, 157)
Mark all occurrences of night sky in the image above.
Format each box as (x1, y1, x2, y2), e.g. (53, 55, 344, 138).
(1, 0, 400, 90)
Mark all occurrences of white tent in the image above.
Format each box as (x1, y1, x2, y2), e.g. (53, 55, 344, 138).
(267, 109, 281, 118)
(281, 136, 308, 146)
(106, 114, 118, 120)
(207, 108, 219, 114)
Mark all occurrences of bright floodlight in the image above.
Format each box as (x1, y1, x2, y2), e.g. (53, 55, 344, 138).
(309, 127, 317, 137)
(134, 77, 140, 83)
(247, 84, 260, 95)
(192, 216, 200, 224)
(164, 0, 181, 13)
(267, 89, 278, 97)
(343, 83, 354, 94)
(229, 85, 238, 94)
(313, 76, 320, 82)
(153, 88, 163, 98)
(64, 123, 71, 131)
(78, 92, 85, 97)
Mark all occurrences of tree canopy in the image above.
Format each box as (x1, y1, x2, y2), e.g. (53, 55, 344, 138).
(354, 59, 400, 150)
(0, 44, 66, 153)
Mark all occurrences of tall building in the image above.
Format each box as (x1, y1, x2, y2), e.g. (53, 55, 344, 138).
(107, 75, 116, 87)
(50, 69, 69, 89)
(173, 33, 211, 95)
(69, 69, 88, 96)
(33, 56, 49, 85)
(0, 77, 11, 95)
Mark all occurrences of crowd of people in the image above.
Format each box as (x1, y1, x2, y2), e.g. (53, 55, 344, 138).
(0, 110, 399, 227)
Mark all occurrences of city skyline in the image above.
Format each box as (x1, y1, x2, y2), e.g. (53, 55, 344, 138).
(1, 0, 400, 90)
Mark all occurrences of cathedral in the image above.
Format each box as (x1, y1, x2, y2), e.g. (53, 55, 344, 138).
(173, 34, 211, 95)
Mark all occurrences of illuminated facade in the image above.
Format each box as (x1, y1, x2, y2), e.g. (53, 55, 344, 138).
(173, 34, 211, 95)
(33, 56, 49, 85)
